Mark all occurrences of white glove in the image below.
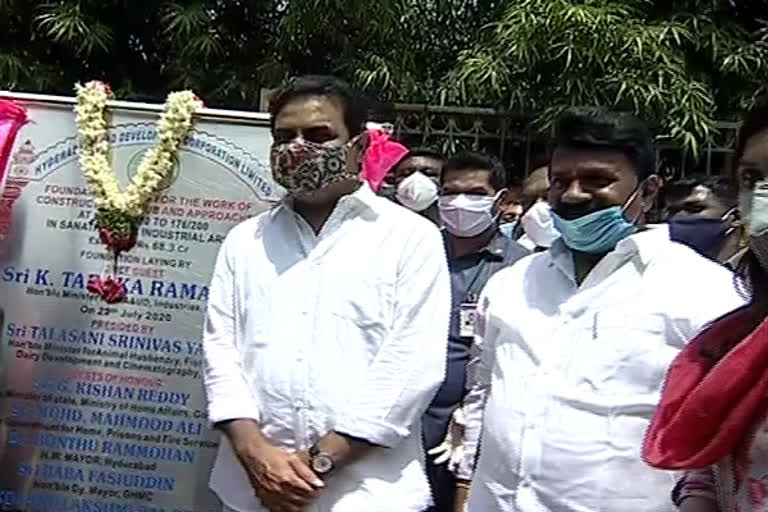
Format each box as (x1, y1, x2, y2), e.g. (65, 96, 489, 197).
(427, 407, 466, 472)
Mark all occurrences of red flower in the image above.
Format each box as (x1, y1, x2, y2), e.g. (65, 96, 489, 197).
(98, 226, 136, 252)
(87, 276, 126, 304)
(93, 81, 113, 96)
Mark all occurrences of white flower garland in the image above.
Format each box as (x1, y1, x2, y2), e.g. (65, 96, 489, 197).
(74, 81, 202, 303)
(74, 81, 202, 218)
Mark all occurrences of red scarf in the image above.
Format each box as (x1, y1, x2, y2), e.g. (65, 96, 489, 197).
(644, 307, 768, 470)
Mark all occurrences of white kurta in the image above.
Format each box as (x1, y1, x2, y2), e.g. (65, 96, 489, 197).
(203, 184, 450, 512)
(465, 226, 745, 512)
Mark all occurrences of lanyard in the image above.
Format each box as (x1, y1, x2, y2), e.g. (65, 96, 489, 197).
(456, 251, 507, 303)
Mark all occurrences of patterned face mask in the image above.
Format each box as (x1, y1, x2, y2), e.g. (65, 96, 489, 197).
(270, 137, 359, 195)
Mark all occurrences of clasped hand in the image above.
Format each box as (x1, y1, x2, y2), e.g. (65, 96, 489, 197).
(236, 440, 324, 512)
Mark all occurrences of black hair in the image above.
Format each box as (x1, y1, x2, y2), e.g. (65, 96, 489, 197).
(687, 102, 768, 361)
(732, 101, 768, 175)
(404, 147, 444, 161)
(733, 102, 768, 307)
(551, 107, 657, 180)
(268, 75, 368, 137)
(662, 173, 738, 210)
(528, 154, 550, 173)
(441, 151, 506, 191)
(392, 146, 444, 172)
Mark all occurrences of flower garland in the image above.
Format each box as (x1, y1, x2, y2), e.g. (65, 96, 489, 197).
(74, 81, 202, 303)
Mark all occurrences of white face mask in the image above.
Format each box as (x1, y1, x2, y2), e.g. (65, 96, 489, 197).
(396, 171, 438, 212)
(748, 180, 768, 237)
(520, 200, 559, 248)
(748, 180, 768, 272)
(439, 193, 499, 237)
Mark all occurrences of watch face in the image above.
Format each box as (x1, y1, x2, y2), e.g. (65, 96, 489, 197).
(312, 454, 334, 474)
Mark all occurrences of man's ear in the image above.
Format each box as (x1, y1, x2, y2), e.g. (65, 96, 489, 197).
(495, 189, 510, 215)
(727, 208, 744, 230)
(641, 174, 661, 213)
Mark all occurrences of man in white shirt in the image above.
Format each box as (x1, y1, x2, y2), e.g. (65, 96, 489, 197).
(462, 107, 745, 512)
(203, 75, 450, 512)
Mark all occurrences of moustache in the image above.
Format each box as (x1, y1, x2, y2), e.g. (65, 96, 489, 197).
(552, 202, 600, 220)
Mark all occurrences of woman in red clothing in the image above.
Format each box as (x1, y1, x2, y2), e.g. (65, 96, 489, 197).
(644, 105, 768, 511)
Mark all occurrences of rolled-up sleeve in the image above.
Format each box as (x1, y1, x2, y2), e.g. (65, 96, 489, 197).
(203, 233, 261, 425)
(335, 226, 450, 448)
(456, 284, 495, 480)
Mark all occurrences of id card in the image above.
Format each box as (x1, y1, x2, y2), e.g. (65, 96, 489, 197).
(459, 302, 478, 338)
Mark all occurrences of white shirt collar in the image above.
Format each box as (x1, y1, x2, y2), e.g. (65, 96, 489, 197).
(612, 223, 672, 267)
(204, 179, 449, 510)
(549, 224, 672, 284)
(270, 181, 379, 219)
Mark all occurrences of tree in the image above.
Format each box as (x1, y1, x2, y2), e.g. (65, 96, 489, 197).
(348, 0, 503, 103)
(0, 0, 281, 108)
(443, 0, 768, 155)
(2, 0, 768, 156)
(252, 0, 501, 104)
(0, 1, 493, 105)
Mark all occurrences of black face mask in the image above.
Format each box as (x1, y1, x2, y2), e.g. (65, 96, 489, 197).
(668, 216, 732, 258)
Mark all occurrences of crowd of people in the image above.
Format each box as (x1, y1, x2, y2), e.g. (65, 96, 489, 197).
(201, 74, 768, 512)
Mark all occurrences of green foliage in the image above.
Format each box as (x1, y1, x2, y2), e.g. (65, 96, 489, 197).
(444, 0, 768, 156)
(348, 0, 503, 102)
(1, 0, 767, 154)
(0, 0, 498, 105)
(0, 1, 281, 107)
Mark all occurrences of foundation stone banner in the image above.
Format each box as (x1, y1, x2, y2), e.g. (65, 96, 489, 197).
(0, 92, 276, 512)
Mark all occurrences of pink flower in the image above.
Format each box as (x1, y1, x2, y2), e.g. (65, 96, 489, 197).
(92, 81, 113, 95)
(87, 276, 126, 304)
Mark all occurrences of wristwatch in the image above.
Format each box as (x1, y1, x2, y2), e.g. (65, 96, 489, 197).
(309, 444, 335, 476)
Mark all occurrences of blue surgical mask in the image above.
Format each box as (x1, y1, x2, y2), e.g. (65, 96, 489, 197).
(551, 190, 640, 254)
(668, 210, 735, 259)
(499, 220, 518, 239)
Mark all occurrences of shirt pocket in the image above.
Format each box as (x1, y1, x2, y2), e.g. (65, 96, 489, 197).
(574, 310, 669, 396)
(331, 274, 395, 336)
(322, 275, 395, 390)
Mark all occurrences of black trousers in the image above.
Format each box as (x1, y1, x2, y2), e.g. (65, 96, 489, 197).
(424, 458, 456, 511)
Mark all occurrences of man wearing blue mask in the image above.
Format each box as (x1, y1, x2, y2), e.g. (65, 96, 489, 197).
(460, 107, 745, 512)
(662, 174, 743, 265)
